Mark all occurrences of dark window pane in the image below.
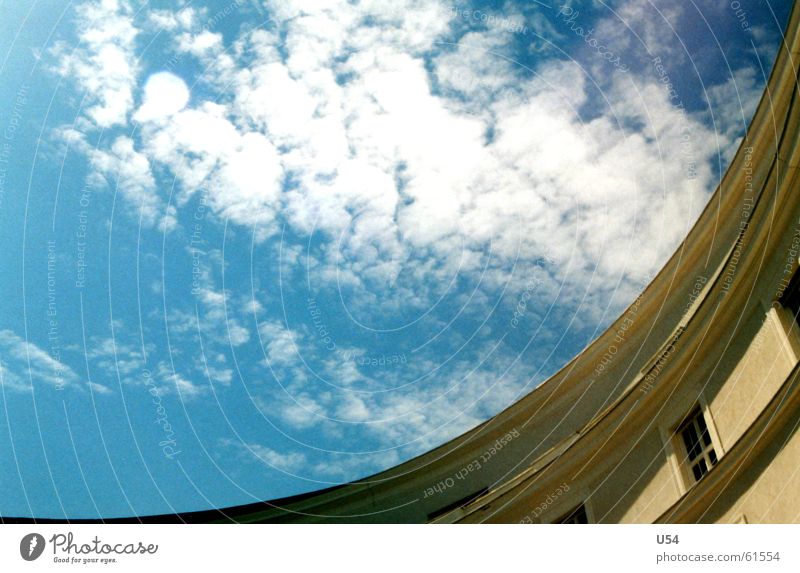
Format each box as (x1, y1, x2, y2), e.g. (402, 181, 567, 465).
(779, 265, 800, 319)
(696, 412, 708, 432)
(701, 428, 712, 448)
(709, 449, 718, 465)
(682, 425, 701, 460)
(558, 504, 588, 524)
(682, 429, 694, 458)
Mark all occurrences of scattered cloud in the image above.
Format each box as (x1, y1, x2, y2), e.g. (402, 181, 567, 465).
(592, 0, 685, 65)
(155, 361, 204, 399)
(79, 135, 177, 231)
(84, 332, 207, 398)
(705, 66, 763, 163)
(254, 320, 536, 463)
(87, 382, 113, 395)
(219, 438, 307, 473)
(0, 329, 80, 391)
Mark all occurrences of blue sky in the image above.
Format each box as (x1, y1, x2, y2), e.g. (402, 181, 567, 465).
(0, 0, 792, 518)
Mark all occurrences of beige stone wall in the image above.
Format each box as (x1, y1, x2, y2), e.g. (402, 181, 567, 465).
(595, 429, 681, 524)
(726, 418, 800, 524)
(709, 306, 797, 451)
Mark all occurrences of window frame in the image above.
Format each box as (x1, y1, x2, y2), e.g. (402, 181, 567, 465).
(676, 407, 718, 483)
(662, 398, 725, 495)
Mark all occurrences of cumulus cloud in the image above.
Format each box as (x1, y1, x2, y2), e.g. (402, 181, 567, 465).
(192, 287, 253, 348)
(52, 0, 139, 129)
(133, 0, 732, 307)
(133, 72, 190, 122)
(140, 101, 285, 231)
(53, 0, 745, 300)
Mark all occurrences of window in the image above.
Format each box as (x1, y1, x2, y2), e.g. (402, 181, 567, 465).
(779, 262, 800, 320)
(677, 408, 718, 482)
(556, 504, 588, 524)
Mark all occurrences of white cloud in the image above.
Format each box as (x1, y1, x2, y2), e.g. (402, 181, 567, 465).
(140, 102, 284, 230)
(146, 7, 200, 33)
(705, 66, 763, 164)
(155, 361, 204, 399)
(87, 382, 113, 395)
(84, 333, 158, 395)
(196, 288, 252, 347)
(83, 330, 218, 398)
(178, 29, 223, 56)
(433, 30, 518, 100)
(254, 318, 536, 459)
(134, 72, 190, 122)
(592, 0, 685, 65)
(80, 135, 177, 231)
(310, 449, 402, 480)
(0, 329, 79, 390)
(52, 0, 754, 302)
(258, 320, 302, 368)
(220, 438, 307, 472)
(204, 363, 234, 386)
(52, 0, 139, 129)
